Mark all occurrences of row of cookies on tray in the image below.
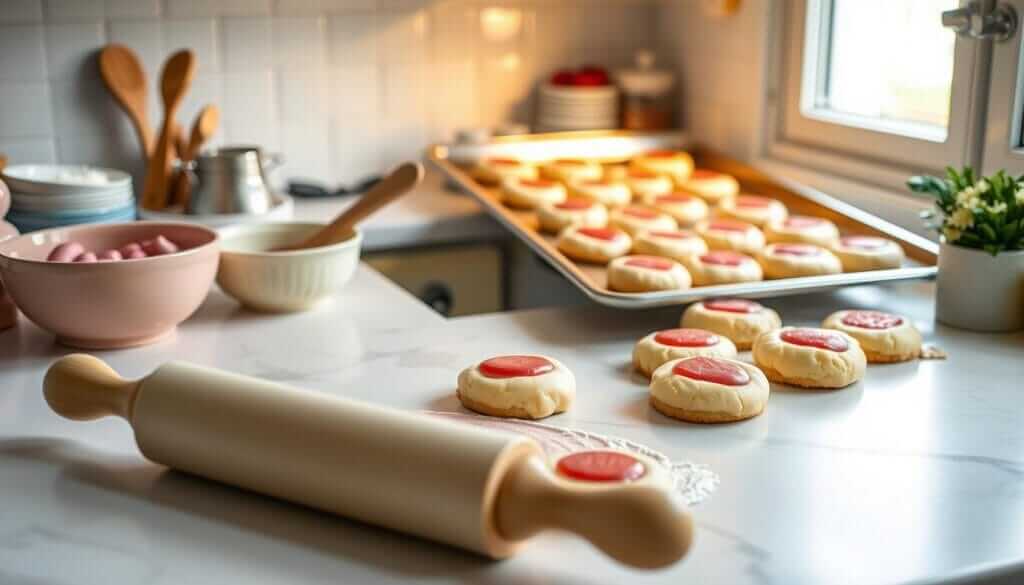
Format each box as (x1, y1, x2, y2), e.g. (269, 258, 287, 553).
(453, 298, 922, 426)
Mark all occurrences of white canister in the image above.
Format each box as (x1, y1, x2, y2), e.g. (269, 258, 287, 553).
(935, 241, 1024, 332)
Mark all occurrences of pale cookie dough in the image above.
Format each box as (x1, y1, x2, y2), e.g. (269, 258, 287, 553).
(680, 298, 782, 350)
(557, 226, 633, 263)
(830, 235, 905, 272)
(696, 218, 766, 254)
(609, 206, 677, 237)
(757, 243, 842, 279)
(648, 192, 710, 226)
(541, 159, 603, 183)
(607, 255, 692, 293)
(626, 170, 674, 202)
(752, 327, 867, 389)
(632, 229, 708, 264)
(633, 328, 738, 377)
(631, 150, 695, 185)
(718, 195, 788, 227)
(678, 169, 740, 204)
(536, 198, 608, 233)
(764, 216, 840, 247)
(472, 157, 538, 185)
(822, 309, 923, 363)
(501, 177, 567, 210)
(457, 354, 575, 419)
(649, 356, 769, 423)
(683, 251, 763, 287)
(569, 177, 632, 207)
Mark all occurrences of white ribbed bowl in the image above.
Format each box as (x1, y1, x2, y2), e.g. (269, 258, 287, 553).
(216, 222, 361, 312)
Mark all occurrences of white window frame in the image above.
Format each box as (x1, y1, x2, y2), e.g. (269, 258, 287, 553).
(763, 0, 986, 191)
(982, 0, 1024, 173)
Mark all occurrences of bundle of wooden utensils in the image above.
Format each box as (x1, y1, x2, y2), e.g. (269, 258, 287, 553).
(99, 45, 220, 212)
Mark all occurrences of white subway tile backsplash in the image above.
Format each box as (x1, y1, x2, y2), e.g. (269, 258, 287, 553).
(177, 74, 224, 137)
(0, 25, 47, 81)
(279, 122, 329, 181)
(45, 22, 104, 80)
(44, 0, 104, 23)
(271, 17, 325, 68)
(49, 77, 121, 137)
(273, 0, 377, 17)
(0, 83, 53, 138)
(107, 20, 163, 79)
(222, 70, 277, 133)
(0, 1, 43, 24)
(0, 138, 56, 164)
(377, 9, 430, 66)
(163, 19, 219, 74)
(223, 17, 272, 71)
(279, 69, 327, 123)
(327, 12, 377, 67)
(327, 65, 379, 115)
(166, 0, 271, 19)
(104, 0, 160, 20)
(330, 117, 379, 183)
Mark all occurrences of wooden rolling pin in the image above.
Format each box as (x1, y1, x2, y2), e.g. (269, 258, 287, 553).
(44, 355, 693, 569)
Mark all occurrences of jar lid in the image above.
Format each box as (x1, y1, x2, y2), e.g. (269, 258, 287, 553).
(617, 50, 674, 97)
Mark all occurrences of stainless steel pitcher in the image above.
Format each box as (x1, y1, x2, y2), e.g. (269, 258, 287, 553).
(185, 146, 282, 215)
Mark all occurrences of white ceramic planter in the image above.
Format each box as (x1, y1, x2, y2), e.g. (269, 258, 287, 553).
(936, 241, 1024, 332)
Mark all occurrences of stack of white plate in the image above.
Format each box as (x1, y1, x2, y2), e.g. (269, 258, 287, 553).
(1, 164, 136, 233)
(537, 84, 620, 132)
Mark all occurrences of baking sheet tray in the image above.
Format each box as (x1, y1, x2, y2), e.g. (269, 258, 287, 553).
(427, 131, 938, 309)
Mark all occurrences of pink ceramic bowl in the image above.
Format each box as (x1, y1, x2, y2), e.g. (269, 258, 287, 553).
(0, 222, 219, 348)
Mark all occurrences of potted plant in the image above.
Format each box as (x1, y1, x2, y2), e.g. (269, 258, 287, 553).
(909, 167, 1024, 332)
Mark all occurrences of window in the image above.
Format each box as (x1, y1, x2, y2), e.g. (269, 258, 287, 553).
(982, 0, 1024, 173)
(768, 0, 982, 187)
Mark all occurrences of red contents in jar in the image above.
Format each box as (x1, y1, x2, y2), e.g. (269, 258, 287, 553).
(625, 256, 674, 271)
(841, 310, 904, 330)
(479, 355, 555, 378)
(519, 178, 557, 188)
(578, 227, 619, 241)
(841, 236, 888, 250)
(556, 199, 592, 210)
(704, 298, 762, 313)
(780, 329, 849, 352)
(690, 169, 721, 180)
(708, 219, 751, 232)
(700, 251, 747, 266)
(550, 67, 610, 87)
(582, 178, 615, 186)
(784, 216, 825, 229)
(645, 150, 680, 159)
(623, 207, 658, 219)
(629, 170, 659, 179)
(772, 244, 820, 256)
(655, 328, 720, 347)
(555, 158, 587, 166)
(673, 356, 750, 386)
(735, 195, 773, 208)
(650, 230, 695, 240)
(489, 157, 521, 166)
(556, 451, 646, 482)
(656, 193, 696, 204)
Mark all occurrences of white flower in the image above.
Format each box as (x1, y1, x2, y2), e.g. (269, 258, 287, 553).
(1015, 189, 1024, 205)
(976, 179, 990, 193)
(985, 201, 1008, 215)
(943, 226, 962, 242)
(949, 207, 975, 229)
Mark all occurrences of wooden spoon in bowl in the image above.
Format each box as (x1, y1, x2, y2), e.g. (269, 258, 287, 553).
(278, 162, 425, 251)
(98, 44, 153, 157)
(141, 50, 196, 211)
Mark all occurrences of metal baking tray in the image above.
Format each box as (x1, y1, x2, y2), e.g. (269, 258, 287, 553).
(427, 131, 937, 308)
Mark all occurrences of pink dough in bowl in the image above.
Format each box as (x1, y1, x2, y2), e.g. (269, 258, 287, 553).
(0, 221, 219, 348)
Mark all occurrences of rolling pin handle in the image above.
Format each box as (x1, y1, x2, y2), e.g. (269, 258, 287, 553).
(43, 354, 140, 421)
(494, 456, 694, 569)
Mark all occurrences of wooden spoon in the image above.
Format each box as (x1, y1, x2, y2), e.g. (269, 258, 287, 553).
(141, 50, 196, 211)
(171, 105, 220, 207)
(98, 44, 153, 157)
(279, 162, 425, 251)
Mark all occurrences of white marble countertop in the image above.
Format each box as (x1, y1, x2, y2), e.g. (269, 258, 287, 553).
(290, 171, 502, 251)
(2, 267, 1023, 585)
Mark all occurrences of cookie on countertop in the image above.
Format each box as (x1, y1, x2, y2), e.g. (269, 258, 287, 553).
(457, 354, 575, 419)
(822, 309, 922, 363)
(633, 328, 738, 378)
(649, 356, 769, 423)
(680, 298, 781, 350)
(752, 327, 866, 389)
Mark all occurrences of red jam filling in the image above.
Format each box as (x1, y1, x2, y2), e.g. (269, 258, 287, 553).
(708, 219, 751, 232)
(700, 251, 747, 266)
(673, 356, 750, 386)
(479, 355, 554, 378)
(780, 329, 849, 352)
(784, 216, 825, 229)
(556, 199, 592, 210)
(690, 169, 721, 180)
(556, 451, 646, 482)
(772, 244, 820, 257)
(735, 195, 773, 208)
(625, 256, 674, 271)
(656, 193, 696, 204)
(841, 310, 904, 330)
(623, 207, 658, 219)
(489, 157, 521, 166)
(704, 298, 762, 313)
(655, 328, 719, 347)
(578, 227, 619, 241)
(841, 236, 888, 250)
(555, 158, 586, 166)
(582, 178, 615, 186)
(645, 150, 679, 159)
(650, 230, 695, 240)
(629, 170, 659, 179)
(519, 178, 557, 188)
